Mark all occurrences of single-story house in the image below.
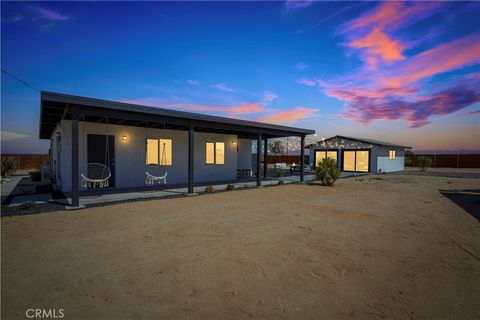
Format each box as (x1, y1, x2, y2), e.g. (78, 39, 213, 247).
(308, 135, 411, 173)
(39, 92, 314, 206)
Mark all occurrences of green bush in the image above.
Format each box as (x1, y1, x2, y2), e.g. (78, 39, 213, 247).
(272, 168, 284, 178)
(204, 185, 214, 193)
(226, 184, 235, 190)
(1, 156, 16, 177)
(417, 156, 433, 171)
(19, 201, 37, 211)
(314, 157, 340, 186)
(278, 179, 285, 185)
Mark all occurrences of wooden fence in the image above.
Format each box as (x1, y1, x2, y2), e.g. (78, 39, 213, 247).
(1, 154, 50, 170)
(406, 154, 480, 168)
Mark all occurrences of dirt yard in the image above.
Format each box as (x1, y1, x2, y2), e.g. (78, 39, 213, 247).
(2, 174, 480, 319)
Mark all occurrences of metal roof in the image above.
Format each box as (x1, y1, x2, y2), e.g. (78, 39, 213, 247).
(308, 135, 411, 149)
(39, 91, 315, 139)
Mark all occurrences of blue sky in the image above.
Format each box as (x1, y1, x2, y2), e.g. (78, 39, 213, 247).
(1, 1, 479, 154)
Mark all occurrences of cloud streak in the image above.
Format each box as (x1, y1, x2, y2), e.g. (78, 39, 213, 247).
(211, 83, 236, 92)
(29, 6, 71, 21)
(121, 91, 317, 125)
(186, 79, 200, 86)
(283, 1, 316, 13)
(1, 131, 29, 141)
(258, 107, 319, 125)
(122, 98, 264, 115)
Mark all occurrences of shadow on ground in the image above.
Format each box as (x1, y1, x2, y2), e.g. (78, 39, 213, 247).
(440, 189, 480, 221)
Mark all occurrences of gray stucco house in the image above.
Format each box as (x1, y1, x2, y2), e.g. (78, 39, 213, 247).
(308, 135, 410, 173)
(40, 92, 314, 206)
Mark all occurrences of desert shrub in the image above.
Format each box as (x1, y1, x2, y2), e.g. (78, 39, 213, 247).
(272, 168, 284, 178)
(417, 156, 433, 171)
(226, 184, 235, 190)
(19, 201, 37, 211)
(204, 185, 214, 193)
(1, 156, 16, 177)
(404, 150, 413, 166)
(278, 179, 285, 185)
(314, 157, 340, 186)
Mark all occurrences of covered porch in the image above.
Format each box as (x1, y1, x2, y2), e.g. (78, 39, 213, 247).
(40, 92, 315, 207)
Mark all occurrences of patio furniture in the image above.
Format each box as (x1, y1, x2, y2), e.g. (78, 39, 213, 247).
(81, 119, 112, 188)
(145, 171, 168, 185)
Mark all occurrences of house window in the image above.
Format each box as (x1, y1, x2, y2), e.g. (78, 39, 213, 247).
(216, 142, 225, 164)
(389, 150, 396, 160)
(355, 151, 369, 172)
(206, 142, 225, 165)
(343, 150, 369, 172)
(315, 150, 338, 166)
(159, 139, 172, 165)
(343, 151, 355, 171)
(146, 139, 159, 165)
(146, 139, 173, 165)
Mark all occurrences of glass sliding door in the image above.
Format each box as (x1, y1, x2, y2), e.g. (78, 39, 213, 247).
(355, 151, 369, 172)
(343, 151, 355, 171)
(342, 150, 370, 172)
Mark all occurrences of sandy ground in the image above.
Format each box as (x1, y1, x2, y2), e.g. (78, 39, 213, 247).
(2, 174, 480, 320)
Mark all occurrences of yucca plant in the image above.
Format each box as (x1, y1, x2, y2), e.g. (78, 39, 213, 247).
(314, 157, 340, 186)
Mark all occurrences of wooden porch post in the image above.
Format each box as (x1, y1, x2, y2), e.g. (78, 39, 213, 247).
(71, 106, 80, 207)
(300, 135, 305, 182)
(256, 131, 262, 186)
(188, 122, 194, 194)
(263, 137, 268, 179)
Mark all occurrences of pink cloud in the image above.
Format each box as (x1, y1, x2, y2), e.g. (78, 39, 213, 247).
(29, 6, 71, 21)
(340, 1, 445, 69)
(350, 27, 405, 68)
(122, 98, 264, 115)
(381, 32, 480, 88)
(258, 107, 319, 124)
(337, 75, 480, 128)
(305, 1, 480, 128)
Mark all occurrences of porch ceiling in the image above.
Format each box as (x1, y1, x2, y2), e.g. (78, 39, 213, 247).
(39, 91, 315, 140)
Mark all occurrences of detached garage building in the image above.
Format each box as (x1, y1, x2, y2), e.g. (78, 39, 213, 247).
(308, 135, 410, 173)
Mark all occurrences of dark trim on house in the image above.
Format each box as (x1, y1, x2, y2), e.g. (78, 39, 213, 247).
(40, 91, 314, 140)
(341, 149, 371, 173)
(306, 135, 411, 149)
(313, 149, 339, 168)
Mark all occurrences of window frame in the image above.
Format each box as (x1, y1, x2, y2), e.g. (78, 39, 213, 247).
(146, 138, 173, 166)
(159, 138, 173, 166)
(205, 142, 216, 165)
(313, 149, 338, 168)
(389, 150, 396, 160)
(146, 139, 159, 165)
(205, 141, 225, 165)
(341, 149, 371, 173)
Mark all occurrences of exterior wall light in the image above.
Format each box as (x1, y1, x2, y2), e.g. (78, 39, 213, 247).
(122, 135, 128, 142)
(232, 141, 237, 146)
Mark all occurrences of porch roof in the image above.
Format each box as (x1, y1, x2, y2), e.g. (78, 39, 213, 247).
(39, 91, 315, 140)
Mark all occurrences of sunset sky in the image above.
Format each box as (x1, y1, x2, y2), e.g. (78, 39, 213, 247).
(1, 1, 479, 154)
